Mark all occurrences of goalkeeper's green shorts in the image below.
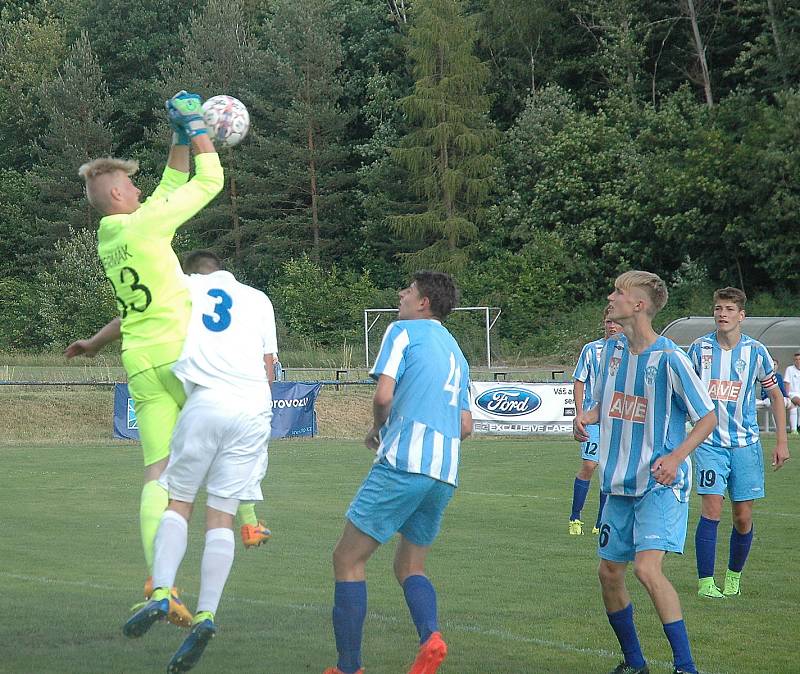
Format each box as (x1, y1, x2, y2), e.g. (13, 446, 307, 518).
(127, 362, 186, 467)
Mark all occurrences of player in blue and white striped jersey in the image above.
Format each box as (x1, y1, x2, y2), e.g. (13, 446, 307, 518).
(687, 287, 789, 600)
(568, 307, 621, 536)
(325, 271, 472, 674)
(575, 271, 716, 674)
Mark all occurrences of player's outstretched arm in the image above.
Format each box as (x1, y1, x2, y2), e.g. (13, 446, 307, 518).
(767, 386, 790, 470)
(64, 317, 121, 359)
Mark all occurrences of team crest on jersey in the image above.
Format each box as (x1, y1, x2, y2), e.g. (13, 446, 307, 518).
(644, 366, 658, 385)
(734, 358, 746, 374)
(609, 357, 622, 375)
(702, 355, 712, 369)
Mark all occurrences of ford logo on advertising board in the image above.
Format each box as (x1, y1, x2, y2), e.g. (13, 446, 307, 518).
(475, 387, 542, 416)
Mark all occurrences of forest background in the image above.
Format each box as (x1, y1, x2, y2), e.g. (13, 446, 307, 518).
(1, 0, 799, 366)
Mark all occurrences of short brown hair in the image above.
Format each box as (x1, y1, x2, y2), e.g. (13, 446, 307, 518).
(615, 270, 668, 316)
(713, 287, 746, 311)
(183, 249, 223, 274)
(412, 270, 459, 320)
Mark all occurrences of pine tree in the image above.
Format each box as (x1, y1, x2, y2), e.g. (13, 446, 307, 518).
(390, 0, 497, 272)
(257, 0, 353, 267)
(158, 0, 265, 264)
(28, 31, 113, 260)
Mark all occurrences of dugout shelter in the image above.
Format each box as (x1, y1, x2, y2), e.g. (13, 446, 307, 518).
(660, 316, 800, 367)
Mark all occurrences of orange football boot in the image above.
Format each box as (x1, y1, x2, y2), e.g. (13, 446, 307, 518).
(322, 668, 364, 674)
(143, 576, 193, 628)
(407, 632, 447, 674)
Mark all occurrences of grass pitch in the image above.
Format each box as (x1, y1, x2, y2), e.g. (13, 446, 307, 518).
(2, 436, 798, 673)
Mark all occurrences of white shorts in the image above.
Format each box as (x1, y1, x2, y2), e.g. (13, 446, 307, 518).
(161, 388, 271, 505)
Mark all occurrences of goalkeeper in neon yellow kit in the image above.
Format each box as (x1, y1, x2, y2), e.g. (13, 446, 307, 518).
(67, 92, 268, 627)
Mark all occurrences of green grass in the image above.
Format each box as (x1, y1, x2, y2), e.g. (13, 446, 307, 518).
(2, 436, 799, 673)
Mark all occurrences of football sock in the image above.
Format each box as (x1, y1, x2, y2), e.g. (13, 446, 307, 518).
(402, 574, 439, 645)
(152, 509, 188, 590)
(197, 528, 235, 616)
(694, 516, 720, 578)
(663, 619, 697, 673)
(728, 525, 753, 573)
(607, 603, 646, 669)
(332, 580, 367, 674)
(140, 480, 169, 571)
(236, 502, 258, 528)
(570, 478, 590, 520)
(596, 491, 608, 529)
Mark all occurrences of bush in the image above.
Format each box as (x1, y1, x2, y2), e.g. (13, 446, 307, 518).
(37, 227, 117, 348)
(0, 277, 47, 350)
(268, 255, 395, 346)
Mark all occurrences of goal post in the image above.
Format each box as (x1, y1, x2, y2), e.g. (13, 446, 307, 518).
(364, 306, 502, 368)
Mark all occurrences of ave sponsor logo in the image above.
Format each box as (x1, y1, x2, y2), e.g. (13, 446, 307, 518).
(608, 392, 648, 423)
(708, 379, 742, 401)
(475, 387, 542, 417)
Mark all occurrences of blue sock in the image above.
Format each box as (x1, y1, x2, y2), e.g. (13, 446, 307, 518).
(570, 478, 590, 520)
(663, 619, 697, 673)
(694, 516, 719, 578)
(332, 581, 367, 674)
(607, 604, 646, 669)
(402, 574, 439, 645)
(595, 491, 607, 529)
(728, 525, 753, 573)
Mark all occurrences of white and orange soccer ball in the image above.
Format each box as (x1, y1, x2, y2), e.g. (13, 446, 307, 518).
(202, 95, 250, 147)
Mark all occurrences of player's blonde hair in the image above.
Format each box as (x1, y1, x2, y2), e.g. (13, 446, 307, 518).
(615, 270, 668, 316)
(78, 158, 139, 212)
(78, 157, 139, 181)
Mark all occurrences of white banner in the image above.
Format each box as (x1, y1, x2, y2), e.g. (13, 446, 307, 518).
(469, 381, 576, 435)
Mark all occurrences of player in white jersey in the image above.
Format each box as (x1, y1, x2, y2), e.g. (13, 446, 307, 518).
(784, 351, 800, 432)
(123, 250, 277, 672)
(324, 271, 472, 674)
(687, 287, 789, 599)
(574, 271, 716, 674)
(569, 307, 621, 535)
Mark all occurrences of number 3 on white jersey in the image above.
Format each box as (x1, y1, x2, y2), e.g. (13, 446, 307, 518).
(444, 352, 461, 407)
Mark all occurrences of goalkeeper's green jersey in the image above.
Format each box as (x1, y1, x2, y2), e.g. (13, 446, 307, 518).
(97, 153, 224, 377)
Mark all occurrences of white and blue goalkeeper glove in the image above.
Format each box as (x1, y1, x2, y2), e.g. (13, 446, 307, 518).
(165, 90, 207, 138)
(169, 116, 190, 146)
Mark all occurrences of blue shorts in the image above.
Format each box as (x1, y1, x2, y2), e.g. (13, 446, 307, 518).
(580, 424, 600, 462)
(346, 460, 454, 546)
(694, 442, 765, 502)
(598, 487, 688, 562)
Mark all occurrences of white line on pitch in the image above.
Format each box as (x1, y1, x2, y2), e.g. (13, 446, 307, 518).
(2, 572, 729, 674)
(460, 491, 800, 518)
(461, 490, 559, 501)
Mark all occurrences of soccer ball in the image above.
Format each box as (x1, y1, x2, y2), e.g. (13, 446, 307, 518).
(202, 95, 250, 147)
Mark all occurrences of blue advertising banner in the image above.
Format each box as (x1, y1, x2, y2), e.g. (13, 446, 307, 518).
(269, 382, 321, 438)
(113, 381, 322, 441)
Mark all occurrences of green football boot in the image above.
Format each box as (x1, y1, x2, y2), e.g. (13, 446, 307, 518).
(697, 577, 724, 598)
(723, 569, 741, 596)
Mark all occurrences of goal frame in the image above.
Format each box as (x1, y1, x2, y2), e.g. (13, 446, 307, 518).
(364, 306, 502, 368)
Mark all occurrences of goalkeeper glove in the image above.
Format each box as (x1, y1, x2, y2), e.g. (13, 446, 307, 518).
(169, 116, 190, 146)
(165, 90, 207, 138)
